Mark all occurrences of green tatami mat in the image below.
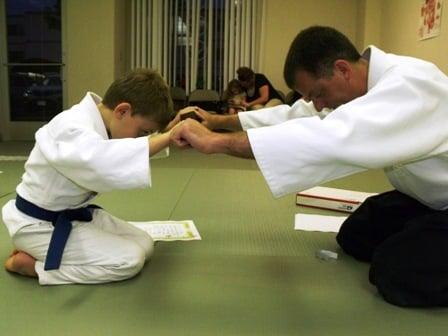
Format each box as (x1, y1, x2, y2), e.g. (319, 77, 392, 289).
(152, 147, 259, 170)
(1, 144, 448, 335)
(95, 167, 196, 220)
(0, 141, 31, 197)
(1, 254, 447, 336)
(0, 161, 25, 198)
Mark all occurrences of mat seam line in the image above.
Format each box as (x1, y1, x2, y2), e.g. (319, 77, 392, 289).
(167, 170, 196, 219)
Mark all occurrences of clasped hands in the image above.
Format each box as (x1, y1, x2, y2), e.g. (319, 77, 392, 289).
(166, 106, 218, 154)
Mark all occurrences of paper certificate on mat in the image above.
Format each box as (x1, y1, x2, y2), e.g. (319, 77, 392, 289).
(294, 213, 347, 233)
(129, 220, 201, 241)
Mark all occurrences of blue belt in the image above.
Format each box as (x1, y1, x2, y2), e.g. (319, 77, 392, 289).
(15, 194, 100, 271)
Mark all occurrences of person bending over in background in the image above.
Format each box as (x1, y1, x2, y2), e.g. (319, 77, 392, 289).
(237, 66, 284, 110)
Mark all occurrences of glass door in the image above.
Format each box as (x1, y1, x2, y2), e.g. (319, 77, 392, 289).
(0, 0, 64, 140)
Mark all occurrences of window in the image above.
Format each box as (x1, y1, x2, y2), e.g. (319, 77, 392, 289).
(130, 0, 262, 95)
(4, 0, 63, 121)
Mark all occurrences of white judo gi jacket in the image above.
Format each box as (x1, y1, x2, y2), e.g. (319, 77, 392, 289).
(2, 92, 153, 284)
(239, 46, 448, 210)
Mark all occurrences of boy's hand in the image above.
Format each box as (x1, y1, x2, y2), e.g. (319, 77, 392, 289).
(164, 106, 204, 131)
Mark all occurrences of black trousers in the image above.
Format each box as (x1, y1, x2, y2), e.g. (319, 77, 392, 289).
(336, 190, 448, 307)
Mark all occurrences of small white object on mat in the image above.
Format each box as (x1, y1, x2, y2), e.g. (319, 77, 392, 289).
(316, 249, 338, 261)
(294, 213, 347, 233)
(129, 220, 201, 241)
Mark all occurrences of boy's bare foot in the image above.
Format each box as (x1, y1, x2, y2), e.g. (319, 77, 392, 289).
(5, 250, 37, 277)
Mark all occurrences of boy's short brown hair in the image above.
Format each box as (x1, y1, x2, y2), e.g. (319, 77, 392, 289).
(227, 79, 243, 93)
(103, 69, 174, 129)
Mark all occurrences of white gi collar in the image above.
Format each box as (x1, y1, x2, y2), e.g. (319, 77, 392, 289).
(363, 46, 395, 91)
(80, 92, 110, 140)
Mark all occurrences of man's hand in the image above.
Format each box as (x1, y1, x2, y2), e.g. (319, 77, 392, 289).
(170, 119, 254, 158)
(170, 119, 217, 154)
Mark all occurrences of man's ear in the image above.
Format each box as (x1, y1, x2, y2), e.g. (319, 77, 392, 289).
(333, 60, 352, 80)
(113, 102, 132, 120)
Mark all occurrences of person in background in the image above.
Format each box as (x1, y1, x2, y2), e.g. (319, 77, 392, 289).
(223, 79, 247, 114)
(237, 66, 283, 110)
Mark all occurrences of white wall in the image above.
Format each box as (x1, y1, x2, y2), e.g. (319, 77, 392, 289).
(65, 0, 126, 107)
(380, 0, 448, 74)
(259, 0, 361, 94)
(357, 0, 382, 49)
(258, 0, 448, 94)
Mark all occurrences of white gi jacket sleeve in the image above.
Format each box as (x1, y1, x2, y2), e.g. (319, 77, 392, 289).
(35, 122, 150, 193)
(239, 100, 328, 130)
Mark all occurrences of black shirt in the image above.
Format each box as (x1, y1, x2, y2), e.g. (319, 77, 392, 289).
(245, 73, 283, 103)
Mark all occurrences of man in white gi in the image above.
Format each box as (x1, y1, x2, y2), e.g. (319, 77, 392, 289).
(2, 69, 173, 285)
(170, 26, 448, 307)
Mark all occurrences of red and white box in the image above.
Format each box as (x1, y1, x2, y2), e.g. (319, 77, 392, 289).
(296, 186, 377, 213)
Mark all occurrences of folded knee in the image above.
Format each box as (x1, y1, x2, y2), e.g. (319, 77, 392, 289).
(336, 226, 374, 262)
(113, 244, 147, 279)
(369, 255, 417, 307)
(143, 234, 155, 260)
(369, 248, 448, 307)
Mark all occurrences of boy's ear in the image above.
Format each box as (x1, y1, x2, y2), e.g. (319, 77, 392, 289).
(113, 102, 132, 119)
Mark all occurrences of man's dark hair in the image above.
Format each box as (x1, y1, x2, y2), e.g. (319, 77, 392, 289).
(103, 68, 173, 129)
(283, 26, 361, 89)
(237, 67, 255, 82)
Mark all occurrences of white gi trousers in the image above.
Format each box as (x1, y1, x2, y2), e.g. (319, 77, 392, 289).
(3, 200, 153, 285)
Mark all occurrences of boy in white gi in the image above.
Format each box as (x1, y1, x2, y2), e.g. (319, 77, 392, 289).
(2, 69, 173, 285)
(170, 26, 448, 307)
